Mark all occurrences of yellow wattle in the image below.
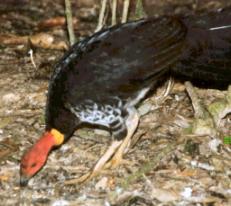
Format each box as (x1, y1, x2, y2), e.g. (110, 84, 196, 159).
(50, 129, 64, 146)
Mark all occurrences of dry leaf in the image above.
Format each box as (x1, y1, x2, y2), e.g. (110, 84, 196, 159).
(38, 17, 79, 29)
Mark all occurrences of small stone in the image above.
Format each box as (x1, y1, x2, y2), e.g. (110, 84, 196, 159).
(181, 187, 192, 199)
(2, 93, 20, 105)
(52, 199, 69, 206)
(115, 186, 123, 194)
(208, 138, 221, 152)
(95, 177, 108, 190)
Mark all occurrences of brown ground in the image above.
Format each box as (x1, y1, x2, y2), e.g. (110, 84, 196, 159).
(0, 0, 231, 205)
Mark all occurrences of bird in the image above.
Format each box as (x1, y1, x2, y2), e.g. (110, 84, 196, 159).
(20, 7, 231, 186)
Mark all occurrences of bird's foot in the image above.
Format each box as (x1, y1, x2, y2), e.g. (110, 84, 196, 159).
(109, 151, 124, 168)
(89, 140, 122, 179)
(105, 138, 132, 169)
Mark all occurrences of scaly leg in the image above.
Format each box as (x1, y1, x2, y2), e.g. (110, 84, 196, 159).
(89, 140, 122, 178)
(109, 107, 139, 168)
(89, 107, 139, 178)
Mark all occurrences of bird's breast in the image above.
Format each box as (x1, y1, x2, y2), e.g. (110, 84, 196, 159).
(65, 98, 123, 127)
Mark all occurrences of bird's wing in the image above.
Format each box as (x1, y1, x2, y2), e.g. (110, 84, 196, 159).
(56, 17, 186, 103)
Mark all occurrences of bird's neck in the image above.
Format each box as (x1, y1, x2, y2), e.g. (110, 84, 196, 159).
(34, 129, 65, 153)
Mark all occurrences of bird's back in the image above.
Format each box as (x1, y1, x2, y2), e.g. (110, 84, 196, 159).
(49, 17, 186, 106)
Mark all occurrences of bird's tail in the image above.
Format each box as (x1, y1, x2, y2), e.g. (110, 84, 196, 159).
(171, 7, 231, 87)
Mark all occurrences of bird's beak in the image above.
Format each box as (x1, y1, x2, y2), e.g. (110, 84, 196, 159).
(20, 174, 30, 187)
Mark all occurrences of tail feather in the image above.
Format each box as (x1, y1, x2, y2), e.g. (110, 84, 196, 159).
(172, 8, 231, 85)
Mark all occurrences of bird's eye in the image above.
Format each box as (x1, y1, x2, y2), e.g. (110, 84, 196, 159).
(21, 164, 26, 169)
(31, 163, 37, 168)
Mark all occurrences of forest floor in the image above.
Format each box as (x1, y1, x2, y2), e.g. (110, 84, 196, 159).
(0, 0, 231, 205)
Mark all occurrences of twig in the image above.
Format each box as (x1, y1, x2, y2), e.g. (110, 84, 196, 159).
(185, 81, 205, 118)
(95, 0, 108, 32)
(65, 0, 76, 46)
(111, 0, 117, 26)
(135, 0, 145, 19)
(28, 49, 37, 69)
(163, 77, 174, 97)
(155, 78, 174, 103)
(65, 172, 91, 185)
(121, 0, 130, 23)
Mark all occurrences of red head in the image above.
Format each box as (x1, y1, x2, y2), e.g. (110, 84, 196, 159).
(20, 129, 64, 186)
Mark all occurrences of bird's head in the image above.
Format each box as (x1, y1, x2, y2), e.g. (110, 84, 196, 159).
(20, 129, 64, 186)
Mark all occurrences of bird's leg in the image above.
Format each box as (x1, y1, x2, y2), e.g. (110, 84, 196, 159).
(107, 107, 140, 168)
(89, 140, 122, 178)
(89, 107, 139, 178)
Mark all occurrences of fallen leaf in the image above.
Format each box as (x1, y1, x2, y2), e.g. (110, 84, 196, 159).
(38, 16, 79, 29)
(151, 187, 180, 202)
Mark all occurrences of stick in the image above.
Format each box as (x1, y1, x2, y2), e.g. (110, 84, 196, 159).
(65, 0, 76, 46)
(95, 0, 108, 32)
(111, 0, 117, 26)
(121, 0, 130, 23)
(135, 0, 145, 19)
